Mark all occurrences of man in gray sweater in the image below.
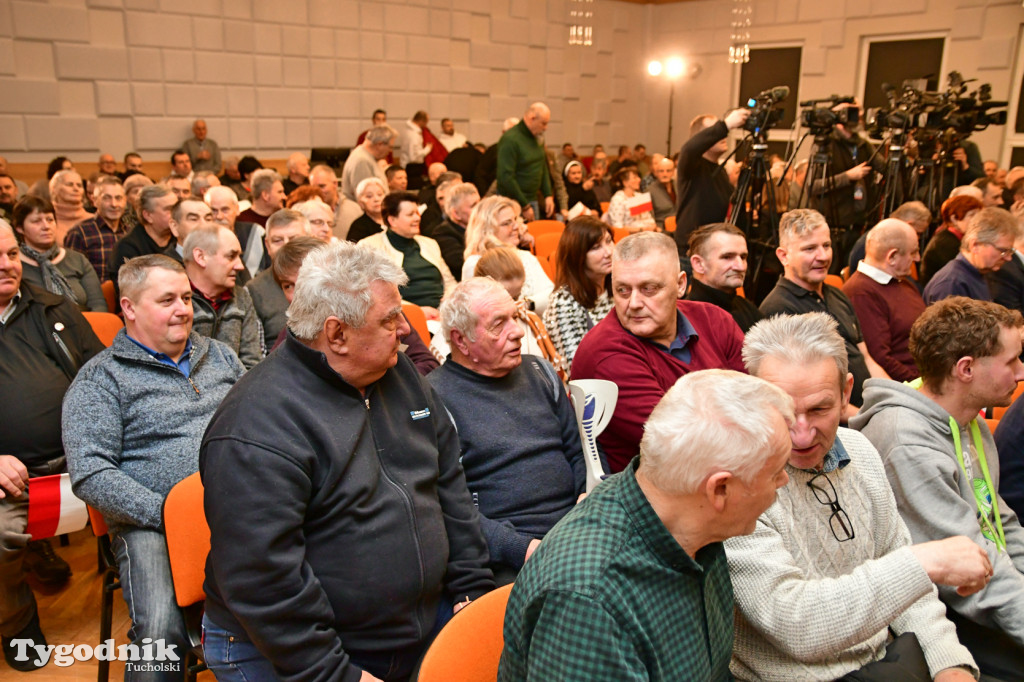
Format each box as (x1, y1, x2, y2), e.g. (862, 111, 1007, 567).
(727, 312, 987, 681)
(854, 297, 1024, 679)
(428, 277, 586, 584)
(63, 255, 244, 682)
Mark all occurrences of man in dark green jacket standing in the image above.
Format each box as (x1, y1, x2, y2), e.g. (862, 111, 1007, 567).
(497, 102, 554, 222)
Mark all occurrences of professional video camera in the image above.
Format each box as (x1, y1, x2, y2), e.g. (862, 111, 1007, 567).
(743, 86, 788, 135)
(798, 95, 858, 135)
(864, 71, 1007, 141)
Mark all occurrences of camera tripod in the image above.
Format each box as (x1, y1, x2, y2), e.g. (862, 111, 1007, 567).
(878, 128, 916, 217)
(728, 134, 783, 303)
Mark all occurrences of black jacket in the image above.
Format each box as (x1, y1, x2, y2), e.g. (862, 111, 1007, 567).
(809, 129, 885, 228)
(1, 283, 105, 467)
(430, 218, 467, 280)
(200, 334, 493, 682)
(10, 282, 105, 380)
(675, 120, 734, 253)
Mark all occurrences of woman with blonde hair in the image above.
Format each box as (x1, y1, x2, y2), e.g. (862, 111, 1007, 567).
(462, 195, 553, 314)
(48, 169, 90, 244)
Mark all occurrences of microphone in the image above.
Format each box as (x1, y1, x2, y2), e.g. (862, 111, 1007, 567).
(762, 86, 790, 103)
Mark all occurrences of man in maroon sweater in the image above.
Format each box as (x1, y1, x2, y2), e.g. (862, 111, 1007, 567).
(842, 218, 926, 382)
(571, 232, 745, 473)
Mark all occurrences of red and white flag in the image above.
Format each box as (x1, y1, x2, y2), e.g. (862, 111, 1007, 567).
(626, 192, 653, 216)
(26, 474, 89, 539)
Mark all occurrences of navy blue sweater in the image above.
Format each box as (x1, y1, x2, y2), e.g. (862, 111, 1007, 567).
(429, 355, 585, 570)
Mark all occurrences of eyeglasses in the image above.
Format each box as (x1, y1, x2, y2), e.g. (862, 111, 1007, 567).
(807, 472, 855, 542)
(982, 243, 1014, 258)
(308, 218, 336, 229)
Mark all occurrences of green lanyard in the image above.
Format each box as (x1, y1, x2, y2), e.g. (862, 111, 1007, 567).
(949, 417, 1007, 553)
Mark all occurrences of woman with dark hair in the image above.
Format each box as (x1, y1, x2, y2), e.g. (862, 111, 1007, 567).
(360, 191, 455, 319)
(47, 157, 73, 179)
(542, 215, 615, 369)
(13, 195, 107, 312)
(606, 167, 656, 230)
(563, 161, 600, 212)
(920, 194, 984, 286)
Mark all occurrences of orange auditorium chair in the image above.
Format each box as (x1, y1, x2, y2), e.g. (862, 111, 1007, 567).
(416, 583, 514, 682)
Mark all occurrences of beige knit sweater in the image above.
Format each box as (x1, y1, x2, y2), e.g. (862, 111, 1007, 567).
(724, 427, 977, 681)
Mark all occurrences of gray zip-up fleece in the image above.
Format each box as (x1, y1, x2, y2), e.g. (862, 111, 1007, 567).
(62, 329, 244, 534)
(191, 284, 263, 369)
(852, 378, 1024, 648)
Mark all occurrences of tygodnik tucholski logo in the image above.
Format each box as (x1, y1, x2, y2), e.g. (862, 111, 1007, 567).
(7, 637, 180, 669)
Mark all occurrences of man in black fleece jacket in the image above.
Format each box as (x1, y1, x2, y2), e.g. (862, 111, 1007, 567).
(199, 241, 493, 682)
(429, 277, 586, 584)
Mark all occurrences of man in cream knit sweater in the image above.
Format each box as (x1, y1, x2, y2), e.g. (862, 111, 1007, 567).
(727, 312, 988, 681)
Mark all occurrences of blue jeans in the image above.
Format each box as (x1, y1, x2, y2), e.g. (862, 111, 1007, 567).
(111, 528, 188, 682)
(202, 600, 454, 682)
(202, 616, 278, 682)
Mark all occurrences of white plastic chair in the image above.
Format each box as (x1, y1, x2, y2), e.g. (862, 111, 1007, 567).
(568, 379, 618, 492)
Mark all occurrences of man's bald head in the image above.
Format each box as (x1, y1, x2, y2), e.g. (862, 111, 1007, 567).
(427, 163, 448, 185)
(865, 218, 920, 279)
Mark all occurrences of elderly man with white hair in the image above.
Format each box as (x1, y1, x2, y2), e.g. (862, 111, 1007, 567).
(199, 241, 493, 682)
(282, 152, 310, 195)
(429, 277, 584, 585)
(726, 312, 988, 681)
(293, 198, 336, 243)
(500, 369, 796, 681)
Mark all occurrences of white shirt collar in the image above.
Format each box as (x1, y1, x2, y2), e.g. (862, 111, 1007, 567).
(856, 260, 894, 285)
(0, 292, 21, 325)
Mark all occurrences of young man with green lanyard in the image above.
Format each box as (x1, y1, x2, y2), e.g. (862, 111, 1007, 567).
(854, 295, 1024, 680)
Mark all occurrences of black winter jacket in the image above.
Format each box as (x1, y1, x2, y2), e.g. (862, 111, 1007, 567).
(200, 333, 494, 682)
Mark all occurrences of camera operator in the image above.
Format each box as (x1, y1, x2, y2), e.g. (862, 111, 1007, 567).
(931, 138, 985, 201)
(673, 108, 750, 257)
(807, 102, 886, 271)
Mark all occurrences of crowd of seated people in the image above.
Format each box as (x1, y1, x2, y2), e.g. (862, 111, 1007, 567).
(5, 101, 1024, 682)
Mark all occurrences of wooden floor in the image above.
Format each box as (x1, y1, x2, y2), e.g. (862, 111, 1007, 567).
(4, 528, 213, 681)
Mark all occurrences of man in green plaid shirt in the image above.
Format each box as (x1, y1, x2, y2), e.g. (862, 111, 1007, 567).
(499, 369, 795, 681)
